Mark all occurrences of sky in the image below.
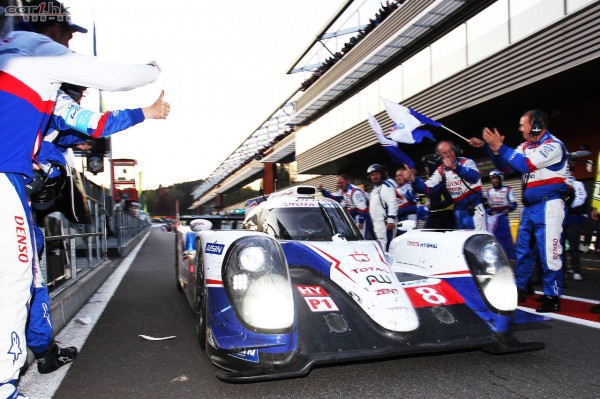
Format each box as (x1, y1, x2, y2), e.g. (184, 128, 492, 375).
(65, 0, 346, 190)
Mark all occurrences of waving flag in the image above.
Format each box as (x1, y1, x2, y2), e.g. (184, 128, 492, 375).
(381, 98, 438, 144)
(368, 114, 415, 168)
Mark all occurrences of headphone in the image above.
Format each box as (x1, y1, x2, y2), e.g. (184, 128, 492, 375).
(530, 110, 544, 137)
(434, 140, 463, 162)
(28, 162, 67, 211)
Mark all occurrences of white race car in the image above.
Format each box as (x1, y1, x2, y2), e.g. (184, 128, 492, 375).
(175, 186, 542, 382)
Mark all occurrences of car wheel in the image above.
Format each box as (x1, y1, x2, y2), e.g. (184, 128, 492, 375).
(175, 233, 183, 292)
(195, 244, 207, 350)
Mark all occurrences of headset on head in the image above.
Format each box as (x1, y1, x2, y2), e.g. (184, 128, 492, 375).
(434, 140, 463, 162)
(530, 110, 544, 137)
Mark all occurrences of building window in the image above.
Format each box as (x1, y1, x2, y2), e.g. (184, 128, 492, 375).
(379, 64, 403, 103)
(467, 0, 509, 65)
(566, 0, 596, 13)
(431, 24, 467, 83)
(359, 80, 380, 117)
(402, 47, 431, 98)
(509, 0, 564, 43)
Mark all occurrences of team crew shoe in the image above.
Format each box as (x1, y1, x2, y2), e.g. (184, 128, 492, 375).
(37, 342, 79, 374)
(572, 273, 583, 281)
(536, 294, 554, 303)
(536, 296, 560, 313)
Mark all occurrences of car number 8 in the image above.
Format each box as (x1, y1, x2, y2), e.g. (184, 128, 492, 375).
(415, 287, 447, 304)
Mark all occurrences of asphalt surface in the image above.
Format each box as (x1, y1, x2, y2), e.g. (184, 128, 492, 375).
(48, 228, 600, 399)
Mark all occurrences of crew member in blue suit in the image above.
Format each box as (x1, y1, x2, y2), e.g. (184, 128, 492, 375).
(393, 165, 418, 235)
(403, 140, 485, 230)
(485, 170, 517, 260)
(471, 109, 570, 313)
(0, 2, 160, 395)
(45, 84, 170, 146)
(25, 85, 170, 375)
(318, 174, 372, 239)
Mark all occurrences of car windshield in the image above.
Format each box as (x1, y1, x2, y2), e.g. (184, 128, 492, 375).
(263, 202, 362, 241)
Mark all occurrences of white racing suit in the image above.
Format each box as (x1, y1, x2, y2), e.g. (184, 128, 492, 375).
(0, 30, 159, 393)
(368, 178, 398, 251)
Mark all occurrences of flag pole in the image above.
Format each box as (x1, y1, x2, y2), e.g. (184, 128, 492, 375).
(441, 125, 471, 143)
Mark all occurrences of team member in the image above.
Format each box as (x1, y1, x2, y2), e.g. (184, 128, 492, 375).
(420, 154, 455, 229)
(485, 170, 517, 260)
(564, 165, 588, 281)
(367, 164, 397, 251)
(0, 7, 160, 397)
(25, 85, 171, 374)
(393, 166, 417, 235)
(318, 174, 372, 238)
(403, 141, 485, 229)
(476, 110, 569, 312)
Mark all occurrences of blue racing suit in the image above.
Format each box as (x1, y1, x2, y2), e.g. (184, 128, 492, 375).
(45, 88, 146, 145)
(395, 181, 418, 221)
(0, 30, 158, 391)
(395, 181, 417, 236)
(26, 91, 149, 359)
(411, 157, 485, 229)
(486, 132, 569, 297)
(485, 185, 517, 260)
(320, 184, 372, 239)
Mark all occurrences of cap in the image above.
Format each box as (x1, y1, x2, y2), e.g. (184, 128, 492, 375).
(14, 1, 88, 33)
(64, 20, 87, 33)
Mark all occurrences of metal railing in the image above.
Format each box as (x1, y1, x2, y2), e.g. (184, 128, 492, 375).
(40, 196, 108, 298)
(114, 209, 150, 254)
(39, 175, 149, 298)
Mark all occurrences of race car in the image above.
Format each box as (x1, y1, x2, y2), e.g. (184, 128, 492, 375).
(175, 186, 543, 382)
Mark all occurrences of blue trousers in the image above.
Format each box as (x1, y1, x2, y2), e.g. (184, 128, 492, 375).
(514, 199, 565, 297)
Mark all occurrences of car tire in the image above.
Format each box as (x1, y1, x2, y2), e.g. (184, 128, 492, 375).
(194, 241, 207, 350)
(175, 232, 183, 292)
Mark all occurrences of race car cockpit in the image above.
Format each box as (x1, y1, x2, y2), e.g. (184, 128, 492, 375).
(260, 201, 362, 241)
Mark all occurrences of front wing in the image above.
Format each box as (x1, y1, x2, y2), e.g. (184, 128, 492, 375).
(207, 267, 543, 382)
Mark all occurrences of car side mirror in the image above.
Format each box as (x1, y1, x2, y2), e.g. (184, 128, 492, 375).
(190, 219, 213, 232)
(396, 220, 417, 231)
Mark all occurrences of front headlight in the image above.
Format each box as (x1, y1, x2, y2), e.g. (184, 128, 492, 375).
(464, 234, 517, 313)
(223, 236, 294, 332)
(238, 246, 271, 273)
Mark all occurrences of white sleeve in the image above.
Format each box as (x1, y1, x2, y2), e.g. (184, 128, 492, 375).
(351, 190, 368, 211)
(571, 181, 587, 208)
(528, 142, 565, 170)
(44, 52, 160, 92)
(382, 184, 398, 222)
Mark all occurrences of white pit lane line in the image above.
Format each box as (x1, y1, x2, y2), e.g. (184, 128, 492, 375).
(517, 290, 600, 329)
(20, 231, 151, 398)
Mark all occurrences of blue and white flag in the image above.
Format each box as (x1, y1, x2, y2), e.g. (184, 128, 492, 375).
(368, 114, 415, 168)
(381, 98, 438, 144)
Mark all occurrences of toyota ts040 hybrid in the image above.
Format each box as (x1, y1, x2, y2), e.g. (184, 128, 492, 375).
(175, 186, 543, 382)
